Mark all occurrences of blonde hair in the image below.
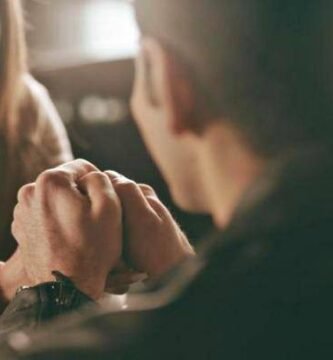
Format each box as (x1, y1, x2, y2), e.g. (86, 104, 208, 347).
(0, 0, 29, 236)
(0, 0, 27, 140)
(0, 0, 72, 252)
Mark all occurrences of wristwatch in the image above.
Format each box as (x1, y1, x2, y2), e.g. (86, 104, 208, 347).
(0, 271, 95, 338)
(15, 271, 94, 320)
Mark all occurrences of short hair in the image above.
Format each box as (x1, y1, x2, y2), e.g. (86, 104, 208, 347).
(134, 0, 333, 156)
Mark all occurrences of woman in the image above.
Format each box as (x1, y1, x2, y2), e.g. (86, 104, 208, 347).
(0, 0, 138, 306)
(0, 0, 73, 261)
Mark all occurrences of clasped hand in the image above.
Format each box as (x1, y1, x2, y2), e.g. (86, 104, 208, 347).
(8, 160, 194, 300)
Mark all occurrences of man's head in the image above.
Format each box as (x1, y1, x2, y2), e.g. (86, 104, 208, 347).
(131, 0, 333, 216)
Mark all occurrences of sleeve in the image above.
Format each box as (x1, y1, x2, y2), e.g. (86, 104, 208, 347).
(0, 281, 94, 338)
(0, 293, 155, 360)
(0, 257, 208, 360)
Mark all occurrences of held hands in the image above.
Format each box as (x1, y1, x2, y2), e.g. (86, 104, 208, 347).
(10, 160, 194, 300)
(12, 160, 123, 300)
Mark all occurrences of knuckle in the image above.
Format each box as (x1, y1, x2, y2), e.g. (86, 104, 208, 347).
(11, 220, 21, 241)
(90, 171, 108, 181)
(146, 197, 167, 218)
(105, 171, 130, 184)
(12, 205, 28, 239)
(105, 170, 120, 177)
(146, 196, 161, 207)
(11, 221, 17, 238)
(13, 204, 20, 219)
(75, 159, 97, 172)
(139, 184, 155, 194)
(114, 180, 137, 193)
(37, 169, 70, 189)
(17, 183, 35, 204)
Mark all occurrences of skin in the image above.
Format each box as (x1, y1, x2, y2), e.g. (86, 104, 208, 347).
(131, 39, 266, 226)
(2, 37, 265, 301)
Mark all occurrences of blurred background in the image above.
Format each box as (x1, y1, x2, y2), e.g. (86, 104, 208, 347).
(25, 0, 212, 243)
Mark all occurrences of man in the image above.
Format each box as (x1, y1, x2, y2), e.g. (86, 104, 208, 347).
(0, 0, 333, 358)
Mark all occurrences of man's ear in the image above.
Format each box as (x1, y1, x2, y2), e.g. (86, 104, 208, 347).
(141, 38, 196, 135)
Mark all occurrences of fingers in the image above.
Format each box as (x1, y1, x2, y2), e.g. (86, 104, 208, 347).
(105, 269, 147, 294)
(32, 160, 100, 209)
(77, 172, 120, 213)
(105, 171, 170, 222)
(105, 171, 155, 218)
(36, 159, 98, 191)
(17, 183, 35, 205)
(138, 184, 168, 219)
(55, 159, 99, 182)
(138, 184, 157, 197)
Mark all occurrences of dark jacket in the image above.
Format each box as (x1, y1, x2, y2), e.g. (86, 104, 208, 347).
(0, 147, 332, 359)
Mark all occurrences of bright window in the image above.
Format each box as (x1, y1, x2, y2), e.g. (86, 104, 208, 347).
(27, 0, 139, 69)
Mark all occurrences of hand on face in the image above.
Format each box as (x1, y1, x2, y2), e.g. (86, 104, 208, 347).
(105, 171, 195, 278)
(12, 160, 123, 300)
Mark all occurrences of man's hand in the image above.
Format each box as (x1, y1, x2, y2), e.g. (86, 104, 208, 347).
(105, 171, 195, 278)
(12, 160, 123, 300)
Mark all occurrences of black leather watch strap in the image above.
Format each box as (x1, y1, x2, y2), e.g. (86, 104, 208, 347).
(0, 275, 95, 336)
(15, 272, 94, 322)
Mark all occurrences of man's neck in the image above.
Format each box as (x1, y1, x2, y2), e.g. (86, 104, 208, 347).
(198, 123, 266, 229)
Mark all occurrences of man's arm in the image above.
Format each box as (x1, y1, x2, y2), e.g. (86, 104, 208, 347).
(0, 161, 194, 339)
(0, 160, 122, 338)
(11, 159, 122, 300)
